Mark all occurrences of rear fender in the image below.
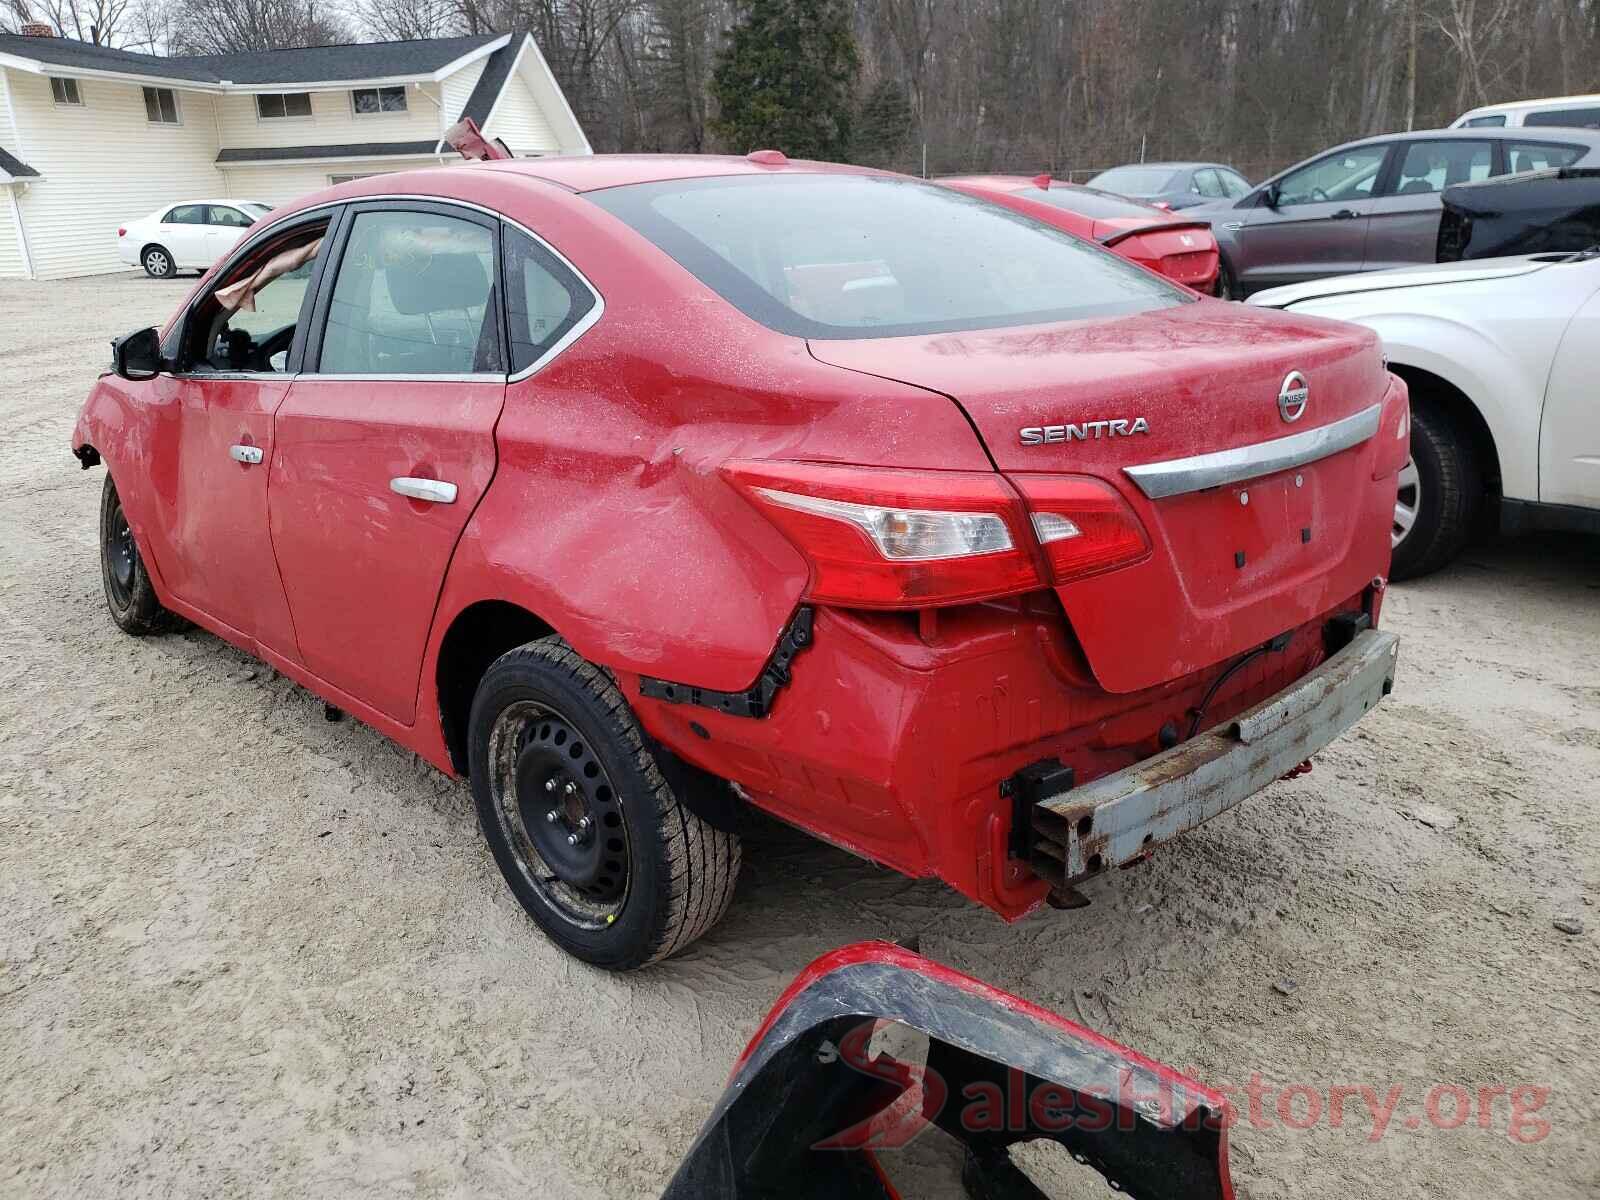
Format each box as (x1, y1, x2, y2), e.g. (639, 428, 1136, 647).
(663, 941, 1233, 1200)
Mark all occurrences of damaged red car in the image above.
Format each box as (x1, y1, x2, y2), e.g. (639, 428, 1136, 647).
(938, 174, 1223, 293)
(73, 154, 1405, 970)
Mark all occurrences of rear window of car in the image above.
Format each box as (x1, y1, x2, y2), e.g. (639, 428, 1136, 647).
(1087, 166, 1179, 194)
(1526, 107, 1600, 129)
(1017, 185, 1161, 221)
(1505, 141, 1587, 172)
(589, 175, 1187, 340)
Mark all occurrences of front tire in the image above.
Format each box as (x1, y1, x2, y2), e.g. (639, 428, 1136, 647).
(1390, 396, 1483, 580)
(468, 638, 740, 970)
(141, 245, 175, 278)
(1216, 255, 1241, 300)
(100, 474, 181, 635)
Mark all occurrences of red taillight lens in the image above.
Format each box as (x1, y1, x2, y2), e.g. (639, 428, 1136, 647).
(117, 227, 127, 238)
(724, 461, 1042, 608)
(1010, 475, 1151, 583)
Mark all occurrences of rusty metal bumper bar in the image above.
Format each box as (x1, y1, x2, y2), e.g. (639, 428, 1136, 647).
(1028, 628, 1400, 889)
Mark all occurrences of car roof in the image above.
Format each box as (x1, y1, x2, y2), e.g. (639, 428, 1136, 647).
(1328, 127, 1600, 149)
(459, 153, 895, 193)
(1460, 94, 1600, 116)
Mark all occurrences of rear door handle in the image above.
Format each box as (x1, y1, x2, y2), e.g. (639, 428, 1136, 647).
(390, 477, 458, 504)
(1330, 209, 1361, 220)
(229, 444, 263, 465)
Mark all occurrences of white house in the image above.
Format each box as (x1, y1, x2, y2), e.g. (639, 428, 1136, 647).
(0, 28, 591, 279)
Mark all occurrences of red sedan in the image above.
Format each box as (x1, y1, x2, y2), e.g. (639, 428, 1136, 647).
(940, 173, 1223, 293)
(74, 154, 1404, 969)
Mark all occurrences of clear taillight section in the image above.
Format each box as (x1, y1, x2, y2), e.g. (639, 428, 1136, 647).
(1012, 475, 1152, 584)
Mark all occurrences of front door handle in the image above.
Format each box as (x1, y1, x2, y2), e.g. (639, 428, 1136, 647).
(390, 476, 458, 504)
(1330, 208, 1361, 220)
(229, 444, 263, 465)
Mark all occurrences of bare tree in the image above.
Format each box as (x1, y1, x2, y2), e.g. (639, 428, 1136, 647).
(166, 0, 347, 53)
(5, 0, 137, 43)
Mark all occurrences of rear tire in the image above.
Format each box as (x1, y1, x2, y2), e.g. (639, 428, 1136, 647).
(1390, 395, 1483, 581)
(141, 245, 175, 278)
(468, 637, 740, 970)
(100, 474, 182, 635)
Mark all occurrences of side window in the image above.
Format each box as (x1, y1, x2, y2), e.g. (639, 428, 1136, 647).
(1194, 169, 1225, 199)
(166, 204, 206, 224)
(188, 223, 328, 373)
(1219, 169, 1251, 198)
(1276, 145, 1389, 206)
(1389, 140, 1493, 196)
(209, 206, 252, 228)
(1526, 107, 1600, 129)
(1462, 114, 1507, 128)
(1505, 141, 1585, 174)
(320, 210, 501, 376)
(503, 226, 596, 373)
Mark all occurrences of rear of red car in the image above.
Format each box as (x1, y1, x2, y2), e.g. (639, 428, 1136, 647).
(586, 169, 1403, 919)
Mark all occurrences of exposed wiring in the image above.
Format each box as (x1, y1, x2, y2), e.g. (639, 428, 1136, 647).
(1186, 632, 1293, 739)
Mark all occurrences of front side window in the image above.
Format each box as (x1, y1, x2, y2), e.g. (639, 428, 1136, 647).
(257, 92, 312, 119)
(1219, 169, 1251, 198)
(209, 205, 253, 228)
(50, 77, 81, 105)
(351, 86, 407, 115)
(1505, 141, 1586, 173)
(1389, 140, 1493, 196)
(186, 223, 328, 373)
(165, 204, 207, 225)
(143, 86, 180, 124)
(320, 209, 500, 375)
(1462, 114, 1507, 127)
(503, 226, 596, 373)
(1526, 107, 1600, 129)
(591, 175, 1186, 340)
(1274, 145, 1389, 206)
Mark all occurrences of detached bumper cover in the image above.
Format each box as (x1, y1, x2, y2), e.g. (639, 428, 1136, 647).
(1030, 628, 1399, 886)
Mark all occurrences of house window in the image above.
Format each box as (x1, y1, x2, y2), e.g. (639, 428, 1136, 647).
(351, 86, 407, 115)
(50, 77, 82, 105)
(256, 92, 312, 119)
(143, 86, 180, 125)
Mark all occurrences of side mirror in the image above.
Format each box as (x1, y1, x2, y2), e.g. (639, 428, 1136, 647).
(112, 326, 163, 381)
(1259, 184, 1282, 209)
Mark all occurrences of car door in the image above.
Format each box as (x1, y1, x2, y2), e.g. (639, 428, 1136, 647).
(204, 204, 254, 264)
(149, 210, 333, 657)
(1540, 268, 1600, 509)
(1363, 138, 1494, 272)
(268, 201, 507, 723)
(1227, 143, 1391, 291)
(159, 204, 210, 268)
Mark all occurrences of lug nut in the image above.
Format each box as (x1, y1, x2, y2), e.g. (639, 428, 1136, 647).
(545, 809, 559, 823)
(565, 781, 577, 796)
(577, 816, 591, 831)
(544, 778, 556, 792)
(566, 833, 578, 846)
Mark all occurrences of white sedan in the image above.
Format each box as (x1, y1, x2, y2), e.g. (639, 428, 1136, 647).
(1251, 254, 1600, 578)
(117, 200, 272, 279)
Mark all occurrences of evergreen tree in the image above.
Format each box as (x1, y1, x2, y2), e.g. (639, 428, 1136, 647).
(853, 78, 915, 169)
(710, 0, 860, 161)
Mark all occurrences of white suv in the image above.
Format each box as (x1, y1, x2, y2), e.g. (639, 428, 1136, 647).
(1452, 94, 1600, 130)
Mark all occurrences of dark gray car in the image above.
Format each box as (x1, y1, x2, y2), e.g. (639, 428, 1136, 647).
(1086, 162, 1253, 210)
(1187, 129, 1600, 297)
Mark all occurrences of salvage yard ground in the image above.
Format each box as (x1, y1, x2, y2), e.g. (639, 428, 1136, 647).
(1, 273, 1597, 1198)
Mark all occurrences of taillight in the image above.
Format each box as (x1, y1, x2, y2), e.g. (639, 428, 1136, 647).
(1010, 475, 1151, 583)
(724, 461, 1042, 608)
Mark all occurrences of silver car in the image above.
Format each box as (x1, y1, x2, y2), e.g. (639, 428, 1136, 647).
(1189, 129, 1600, 297)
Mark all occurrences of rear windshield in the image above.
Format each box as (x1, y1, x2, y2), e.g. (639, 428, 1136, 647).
(1018, 185, 1162, 221)
(1088, 166, 1180, 195)
(589, 175, 1186, 339)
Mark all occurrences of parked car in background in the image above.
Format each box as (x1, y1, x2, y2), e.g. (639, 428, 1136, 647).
(1452, 94, 1600, 130)
(73, 154, 1403, 970)
(1250, 252, 1600, 577)
(118, 200, 273, 278)
(1085, 161, 1253, 210)
(939, 174, 1221, 292)
(1438, 168, 1600, 261)
(1188, 129, 1600, 297)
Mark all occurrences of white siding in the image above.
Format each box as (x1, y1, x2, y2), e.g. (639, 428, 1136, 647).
(483, 72, 561, 156)
(212, 83, 446, 151)
(4, 69, 224, 278)
(218, 159, 441, 207)
(440, 59, 485, 128)
(0, 188, 23, 278)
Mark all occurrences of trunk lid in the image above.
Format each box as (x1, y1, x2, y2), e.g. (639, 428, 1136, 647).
(809, 300, 1393, 693)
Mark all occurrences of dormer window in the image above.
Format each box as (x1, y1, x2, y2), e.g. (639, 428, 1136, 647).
(257, 92, 312, 119)
(351, 86, 407, 115)
(50, 77, 82, 105)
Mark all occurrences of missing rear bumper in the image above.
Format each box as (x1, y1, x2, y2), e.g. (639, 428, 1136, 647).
(1021, 627, 1400, 891)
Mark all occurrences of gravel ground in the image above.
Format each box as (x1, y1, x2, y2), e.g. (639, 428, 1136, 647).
(2, 272, 1597, 1199)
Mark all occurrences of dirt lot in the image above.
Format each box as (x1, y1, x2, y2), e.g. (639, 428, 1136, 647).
(2, 272, 1597, 1199)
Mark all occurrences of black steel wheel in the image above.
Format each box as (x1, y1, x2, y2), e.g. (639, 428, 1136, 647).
(99, 473, 181, 636)
(468, 637, 740, 969)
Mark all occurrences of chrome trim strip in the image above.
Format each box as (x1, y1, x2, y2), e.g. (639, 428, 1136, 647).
(1123, 402, 1383, 499)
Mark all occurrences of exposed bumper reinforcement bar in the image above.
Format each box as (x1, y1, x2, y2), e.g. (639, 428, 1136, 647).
(1028, 628, 1400, 889)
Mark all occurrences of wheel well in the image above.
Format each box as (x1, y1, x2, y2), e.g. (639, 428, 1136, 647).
(436, 600, 555, 775)
(1387, 363, 1502, 496)
(140, 242, 169, 262)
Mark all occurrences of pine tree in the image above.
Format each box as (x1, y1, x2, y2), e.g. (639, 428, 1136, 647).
(853, 78, 915, 169)
(710, 0, 860, 161)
